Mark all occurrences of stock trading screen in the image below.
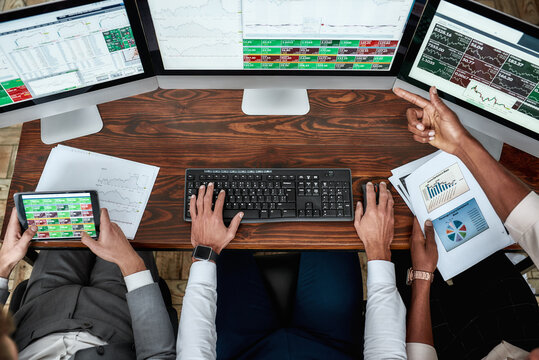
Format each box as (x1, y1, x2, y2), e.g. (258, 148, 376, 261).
(409, 1, 538, 134)
(0, 0, 143, 107)
(147, 0, 416, 71)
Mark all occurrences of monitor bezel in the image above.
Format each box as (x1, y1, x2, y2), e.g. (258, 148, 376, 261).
(0, 0, 155, 114)
(136, 0, 426, 77)
(397, 0, 539, 141)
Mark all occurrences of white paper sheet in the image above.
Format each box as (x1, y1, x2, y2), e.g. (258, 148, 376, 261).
(404, 151, 513, 280)
(36, 145, 159, 239)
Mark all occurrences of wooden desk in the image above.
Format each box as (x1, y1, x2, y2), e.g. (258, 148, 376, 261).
(2, 89, 538, 249)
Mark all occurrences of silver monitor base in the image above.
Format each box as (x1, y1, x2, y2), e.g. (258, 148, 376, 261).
(242, 89, 310, 116)
(466, 126, 503, 161)
(41, 106, 103, 144)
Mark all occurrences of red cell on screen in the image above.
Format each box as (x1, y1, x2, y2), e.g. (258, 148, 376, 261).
(6, 86, 32, 102)
(37, 232, 50, 238)
(81, 204, 92, 210)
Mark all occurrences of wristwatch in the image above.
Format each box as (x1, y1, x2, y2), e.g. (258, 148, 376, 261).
(406, 267, 434, 285)
(192, 245, 219, 262)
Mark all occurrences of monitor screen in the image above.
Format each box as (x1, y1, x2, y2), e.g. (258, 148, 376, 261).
(400, 0, 538, 139)
(0, 0, 152, 111)
(140, 0, 423, 74)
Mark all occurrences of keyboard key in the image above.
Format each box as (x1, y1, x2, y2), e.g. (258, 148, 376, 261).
(260, 210, 269, 218)
(224, 210, 260, 219)
(282, 209, 296, 217)
(270, 209, 282, 218)
(323, 210, 337, 217)
(282, 181, 294, 188)
(277, 202, 295, 210)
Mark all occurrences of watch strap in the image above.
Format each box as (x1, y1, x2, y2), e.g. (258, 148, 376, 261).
(406, 267, 434, 285)
(193, 245, 219, 262)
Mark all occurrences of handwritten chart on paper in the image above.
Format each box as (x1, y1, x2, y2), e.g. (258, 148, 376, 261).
(419, 163, 469, 213)
(37, 145, 159, 239)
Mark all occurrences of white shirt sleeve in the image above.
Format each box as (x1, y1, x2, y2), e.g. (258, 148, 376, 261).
(0, 277, 7, 290)
(505, 192, 539, 268)
(407, 342, 438, 359)
(123, 270, 154, 292)
(364, 260, 407, 360)
(177, 260, 217, 360)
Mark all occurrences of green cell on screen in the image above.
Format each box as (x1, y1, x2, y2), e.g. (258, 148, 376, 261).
(372, 56, 393, 63)
(316, 63, 335, 69)
(243, 39, 261, 46)
(244, 62, 261, 69)
(71, 218, 83, 224)
(26, 213, 34, 219)
(279, 63, 299, 69)
(353, 63, 373, 70)
(58, 212, 70, 218)
(38, 226, 48, 231)
(243, 47, 260, 55)
(261, 47, 281, 55)
(79, 197, 92, 204)
(56, 204, 69, 211)
(24, 206, 33, 213)
(47, 225, 61, 232)
(65, 197, 79, 204)
(59, 225, 72, 231)
(86, 231, 97, 237)
(319, 47, 339, 55)
(261, 39, 281, 46)
(0, 89, 13, 106)
(1, 78, 24, 89)
(55, 198, 67, 204)
(339, 40, 359, 47)
(61, 232, 74, 237)
(49, 232, 62, 238)
(47, 219, 59, 225)
(84, 224, 96, 230)
(337, 56, 356, 62)
(260, 63, 280, 69)
(44, 205, 57, 211)
(68, 204, 81, 210)
(300, 40, 320, 47)
(282, 39, 301, 46)
(29, 199, 43, 205)
(320, 40, 340, 47)
(42, 198, 55, 205)
(299, 63, 317, 69)
(298, 55, 317, 62)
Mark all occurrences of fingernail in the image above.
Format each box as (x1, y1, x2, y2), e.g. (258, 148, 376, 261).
(30, 225, 37, 232)
(429, 136, 435, 141)
(367, 182, 372, 185)
(416, 123, 425, 131)
(428, 130, 435, 136)
(432, 87, 437, 94)
(209, 182, 214, 187)
(239, 212, 244, 218)
(426, 220, 432, 226)
(381, 181, 386, 185)
(220, 189, 225, 193)
(200, 185, 204, 189)
(191, 194, 195, 199)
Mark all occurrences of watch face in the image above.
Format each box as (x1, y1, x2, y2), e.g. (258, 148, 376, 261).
(194, 246, 212, 260)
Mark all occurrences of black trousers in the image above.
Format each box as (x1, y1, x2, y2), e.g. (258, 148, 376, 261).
(394, 251, 539, 360)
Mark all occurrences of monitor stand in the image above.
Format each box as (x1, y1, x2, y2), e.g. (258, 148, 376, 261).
(465, 126, 503, 161)
(40, 105, 104, 144)
(242, 89, 310, 116)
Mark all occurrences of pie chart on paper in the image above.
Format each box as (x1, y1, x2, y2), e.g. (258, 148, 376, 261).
(446, 220, 467, 242)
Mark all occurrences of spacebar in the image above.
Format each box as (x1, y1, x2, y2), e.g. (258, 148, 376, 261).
(223, 210, 260, 219)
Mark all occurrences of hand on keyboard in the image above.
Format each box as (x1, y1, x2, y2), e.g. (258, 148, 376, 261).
(189, 182, 244, 254)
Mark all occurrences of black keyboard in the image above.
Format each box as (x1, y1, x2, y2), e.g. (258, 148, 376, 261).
(184, 169, 354, 223)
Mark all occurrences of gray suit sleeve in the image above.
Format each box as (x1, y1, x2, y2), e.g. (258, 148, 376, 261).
(126, 283, 176, 360)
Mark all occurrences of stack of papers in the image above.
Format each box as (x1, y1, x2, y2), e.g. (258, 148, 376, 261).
(390, 151, 513, 280)
(36, 145, 159, 239)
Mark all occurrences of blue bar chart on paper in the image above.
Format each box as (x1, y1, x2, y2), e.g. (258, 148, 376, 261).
(420, 163, 470, 212)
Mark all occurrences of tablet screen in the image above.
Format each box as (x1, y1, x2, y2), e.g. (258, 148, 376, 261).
(406, 0, 538, 136)
(22, 192, 97, 239)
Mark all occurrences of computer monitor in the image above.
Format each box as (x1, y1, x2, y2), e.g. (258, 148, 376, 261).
(394, 0, 538, 159)
(0, 0, 157, 144)
(137, 0, 425, 115)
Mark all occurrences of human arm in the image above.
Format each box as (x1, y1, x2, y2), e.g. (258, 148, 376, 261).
(81, 209, 175, 360)
(355, 182, 407, 360)
(393, 86, 530, 222)
(177, 183, 243, 359)
(406, 218, 438, 360)
(0, 209, 37, 304)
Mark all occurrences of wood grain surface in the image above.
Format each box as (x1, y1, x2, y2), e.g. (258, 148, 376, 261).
(2, 89, 538, 250)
